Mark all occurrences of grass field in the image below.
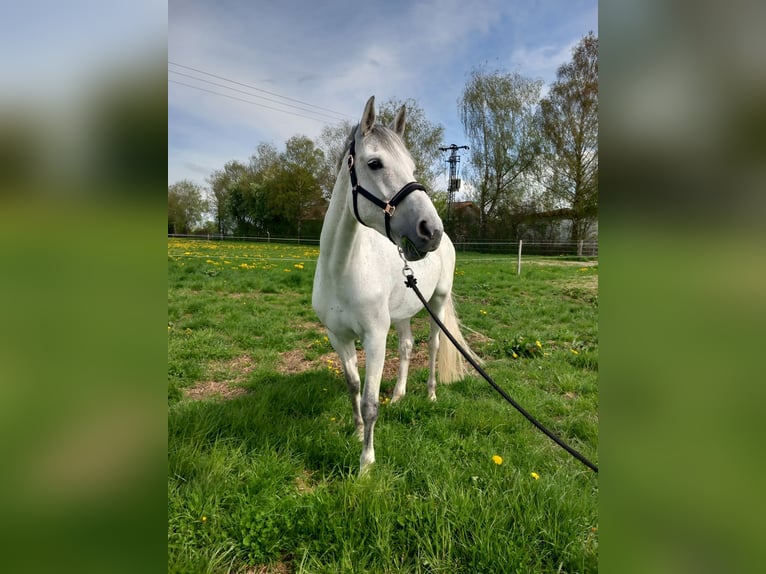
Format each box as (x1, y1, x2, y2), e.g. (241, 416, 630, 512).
(168, 238, 598, 573)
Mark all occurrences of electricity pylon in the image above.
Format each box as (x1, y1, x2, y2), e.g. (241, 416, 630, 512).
(439, 144, 469, 226)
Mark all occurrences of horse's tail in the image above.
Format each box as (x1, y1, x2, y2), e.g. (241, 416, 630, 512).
(437, 292, 482, 384)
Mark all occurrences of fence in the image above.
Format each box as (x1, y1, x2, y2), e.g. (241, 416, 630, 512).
(168, 234, 598, 258)
(168, 233, 320, 246)
(454, 239, 598, 257)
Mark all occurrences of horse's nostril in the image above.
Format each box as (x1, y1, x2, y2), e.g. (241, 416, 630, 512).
(418, 220, 433, 240)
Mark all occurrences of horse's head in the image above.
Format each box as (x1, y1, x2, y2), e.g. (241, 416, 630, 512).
(346, 96, 443, 261)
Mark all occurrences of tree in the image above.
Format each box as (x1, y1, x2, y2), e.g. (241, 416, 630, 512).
(168, 179, 208, 234)
(317, 120, 354, 199)
(207, 160, 251, 236)
(459, 68, 544, 238)
(375, 98, 445, 195)
(267, 135, 326, 237)
(539, 32, 598, 246)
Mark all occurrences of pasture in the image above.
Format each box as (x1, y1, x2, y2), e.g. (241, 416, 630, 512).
(168, 238, 598, 573)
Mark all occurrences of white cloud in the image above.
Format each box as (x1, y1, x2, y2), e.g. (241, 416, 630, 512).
(168, 0, 597, 186)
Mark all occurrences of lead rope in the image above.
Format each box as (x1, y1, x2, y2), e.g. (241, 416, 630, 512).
(399, 248, 598, 474)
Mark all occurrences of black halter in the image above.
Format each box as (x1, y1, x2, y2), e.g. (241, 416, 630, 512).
(347, 137, 427, 243)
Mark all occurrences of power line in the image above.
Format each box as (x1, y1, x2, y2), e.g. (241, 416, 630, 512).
(168, 80, 341, 124)
(168, 61, 353, 121)
(168, 69, 346, 123)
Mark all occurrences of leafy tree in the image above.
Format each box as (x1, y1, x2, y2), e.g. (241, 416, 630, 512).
(207, 160, 252, 236)
(539, 32, 598, 245)
(168, 179, 208, 234)
(459, 68, 544, 238)
(267, 135, 326, 237)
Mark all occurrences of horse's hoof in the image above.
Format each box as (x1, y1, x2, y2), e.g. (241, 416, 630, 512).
(390, 393, 404, 403)
(359, 454, 375, 475)
(428, 392, 437, 401)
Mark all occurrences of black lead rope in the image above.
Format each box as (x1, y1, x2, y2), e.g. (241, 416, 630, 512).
(401, 258, 599, 474)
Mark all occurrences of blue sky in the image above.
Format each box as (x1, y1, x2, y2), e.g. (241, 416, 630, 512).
(169, 0, 597, 188)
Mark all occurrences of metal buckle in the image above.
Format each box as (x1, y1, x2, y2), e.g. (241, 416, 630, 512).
(383, 204, 396, 217)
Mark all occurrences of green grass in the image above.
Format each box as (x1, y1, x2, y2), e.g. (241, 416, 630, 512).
(168, 238, 598, 573)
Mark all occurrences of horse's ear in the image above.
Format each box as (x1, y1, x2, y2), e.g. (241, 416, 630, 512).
(391, 105, 406, 138)
(361, 96, 376, 135)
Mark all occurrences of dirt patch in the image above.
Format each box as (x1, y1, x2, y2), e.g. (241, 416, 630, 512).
(279, 349, 313, 374)
(183, 355, 256, 401)
(553, 273, 599, 294)
(295, 469, 316, 495)
(277, 347, 430, 380)
(183, 380, 247, 401)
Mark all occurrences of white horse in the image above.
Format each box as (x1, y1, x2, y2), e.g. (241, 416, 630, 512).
(312, 96, 477, 473)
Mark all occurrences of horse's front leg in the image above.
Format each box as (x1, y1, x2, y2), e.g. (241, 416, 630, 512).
(328, 332, 363, 440)
(359, 329, 388, 474)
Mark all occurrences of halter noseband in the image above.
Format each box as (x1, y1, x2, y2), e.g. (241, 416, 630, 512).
(347, 137, 427, 243)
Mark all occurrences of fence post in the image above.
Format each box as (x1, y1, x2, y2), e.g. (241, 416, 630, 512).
(517, 240, 523, 276)
(578, 240, 584, 257)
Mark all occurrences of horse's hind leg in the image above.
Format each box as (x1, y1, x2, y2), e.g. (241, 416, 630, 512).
(391, 319, 413, 403)
(328, 332, 363, 440)
(426, 294, 447, 401)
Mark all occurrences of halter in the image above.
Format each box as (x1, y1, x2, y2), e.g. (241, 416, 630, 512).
(347, 137, 427, 243)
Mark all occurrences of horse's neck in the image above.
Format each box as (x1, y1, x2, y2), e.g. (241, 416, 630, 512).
(318, 169, 363, 273)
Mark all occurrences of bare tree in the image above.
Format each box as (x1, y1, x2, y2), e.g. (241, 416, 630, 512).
(459, 68, 544, 238)
(539, 32, 598, 246)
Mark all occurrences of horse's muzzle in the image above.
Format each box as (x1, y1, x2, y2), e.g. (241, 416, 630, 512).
(400, 225, 443, 261)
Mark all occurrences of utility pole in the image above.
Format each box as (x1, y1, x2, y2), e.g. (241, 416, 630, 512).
(439, 144, 469, 226)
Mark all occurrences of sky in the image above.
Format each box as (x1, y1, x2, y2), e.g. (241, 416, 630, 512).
(168, 0, 598, 189)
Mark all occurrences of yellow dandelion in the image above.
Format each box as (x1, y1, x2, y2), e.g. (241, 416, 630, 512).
(535, 340, 542, 349)
(531, 472, 540, 480)
(512, 352, 518, 359)
(570, 349, 580, 355)
(491, 455, 503, 465)
(479, 309, 487, 315)
(330, 417, 336, 421)
(201, 515, 207, 522)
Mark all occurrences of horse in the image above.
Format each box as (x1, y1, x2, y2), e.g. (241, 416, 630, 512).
(312, 96, 478, 474)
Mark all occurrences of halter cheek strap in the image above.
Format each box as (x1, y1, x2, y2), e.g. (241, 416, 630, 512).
(347, 138, 427, 243)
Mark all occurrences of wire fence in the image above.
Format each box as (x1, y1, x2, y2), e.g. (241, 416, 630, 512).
(453, 239, 598, 257)
(168, 234, 598, 258)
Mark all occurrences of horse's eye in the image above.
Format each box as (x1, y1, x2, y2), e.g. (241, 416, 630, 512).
(367, 158, 383, 170)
